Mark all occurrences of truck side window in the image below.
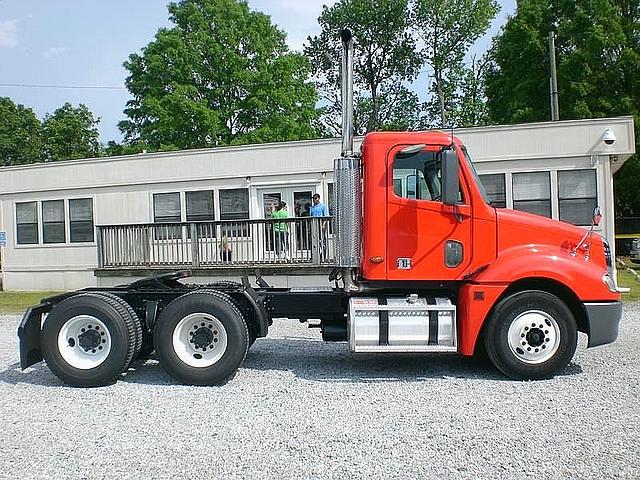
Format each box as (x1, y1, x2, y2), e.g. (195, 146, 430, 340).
(393, 150, 442, 201)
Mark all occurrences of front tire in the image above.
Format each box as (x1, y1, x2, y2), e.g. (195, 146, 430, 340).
(484, 290, 577, 380)
(154, 290, 249, 385)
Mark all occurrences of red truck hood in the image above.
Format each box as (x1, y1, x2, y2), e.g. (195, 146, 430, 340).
(496, 208, 588, 252)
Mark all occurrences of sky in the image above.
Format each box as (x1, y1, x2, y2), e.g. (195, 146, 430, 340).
(0, 0, 515, 144)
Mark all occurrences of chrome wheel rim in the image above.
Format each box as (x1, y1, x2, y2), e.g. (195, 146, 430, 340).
(57, 315, 111, 369)
(508, 310, 560, 364)
(172, 313, 228, 368)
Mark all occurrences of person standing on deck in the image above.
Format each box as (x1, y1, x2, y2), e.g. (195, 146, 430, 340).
(272, 201, 289, 258)
(310, 193, 329, 261)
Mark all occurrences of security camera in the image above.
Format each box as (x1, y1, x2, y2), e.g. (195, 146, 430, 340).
(602, 128, 616, 146)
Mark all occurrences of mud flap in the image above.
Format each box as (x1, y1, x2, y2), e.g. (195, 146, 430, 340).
(17, 304, 51, 370)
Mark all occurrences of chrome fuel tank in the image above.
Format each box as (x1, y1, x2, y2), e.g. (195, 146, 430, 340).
(348, 295, 456, 353)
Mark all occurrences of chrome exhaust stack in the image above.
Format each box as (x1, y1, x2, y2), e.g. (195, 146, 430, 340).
(340, 29, 355, 157)
(333, 29, 362, 290)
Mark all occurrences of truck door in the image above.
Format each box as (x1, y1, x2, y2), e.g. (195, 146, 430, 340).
(386, 145, 472, 281)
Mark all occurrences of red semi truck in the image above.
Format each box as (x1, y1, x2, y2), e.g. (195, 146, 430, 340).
(18, 30, 623, 386)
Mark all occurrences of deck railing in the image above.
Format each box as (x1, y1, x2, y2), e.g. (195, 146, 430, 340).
(96, 217, 334, 269)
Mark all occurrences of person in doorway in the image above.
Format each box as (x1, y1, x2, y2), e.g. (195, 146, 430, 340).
(272, 201, 289, 258)
(309, 193, 329, 261)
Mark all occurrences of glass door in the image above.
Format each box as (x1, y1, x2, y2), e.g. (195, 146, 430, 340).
(257, 186, 316, 261)
(261, 192, 282, 254)
(293, 190, 313, 251)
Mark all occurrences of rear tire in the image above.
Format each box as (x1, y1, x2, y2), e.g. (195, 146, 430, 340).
(484, 290, 577, 380)
(91, 292, 142, 362)
(41, 293, 137, 387)
(154, 290, 249, 385)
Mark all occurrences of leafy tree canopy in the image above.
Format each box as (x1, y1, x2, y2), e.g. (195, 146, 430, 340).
(120, 0, 319, 150)
(42, 103, 101, 161)
(485, 0, 640, 214)
(305, 0, 423, 135)
(413, 0, 499, 127)
(0, 97, 43, 166)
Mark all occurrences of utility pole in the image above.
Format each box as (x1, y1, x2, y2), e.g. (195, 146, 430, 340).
(548, 31, 560, 121)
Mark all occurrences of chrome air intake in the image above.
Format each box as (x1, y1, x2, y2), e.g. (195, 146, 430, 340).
(333, 28, 361, 269)
(334, 156, 361, 267)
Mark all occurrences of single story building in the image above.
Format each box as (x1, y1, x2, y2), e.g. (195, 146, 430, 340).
(0, 116, 635, 291)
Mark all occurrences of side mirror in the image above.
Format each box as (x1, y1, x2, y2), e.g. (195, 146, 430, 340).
(441, 149, 459, 206)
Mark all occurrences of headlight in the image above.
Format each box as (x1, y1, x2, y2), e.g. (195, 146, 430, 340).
(603, 273, 617, 293)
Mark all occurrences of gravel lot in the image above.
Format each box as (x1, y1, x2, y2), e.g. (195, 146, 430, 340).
(1, 304, 639, 480)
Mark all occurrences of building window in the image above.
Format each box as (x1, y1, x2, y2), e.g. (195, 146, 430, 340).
(512, 171, 551, 217)
(558, 169, 597, 226)
(186, 191, 214, 222)
(69, 198, 94, 243)
(16, 202, 38, 245)
(42, 200, 66, 244)
(327, 183, 335, 216)
(153, 192, 181, 239)
(479, 173, 506, 208)
(220, 188, 249, 236)
(186, 190, 214, 238)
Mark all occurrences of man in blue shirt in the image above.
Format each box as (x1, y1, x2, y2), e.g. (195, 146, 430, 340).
(310, 193, 329, 217)
(310, 193, 329, 261)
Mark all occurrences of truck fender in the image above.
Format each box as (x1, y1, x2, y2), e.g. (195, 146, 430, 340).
(471, 244, 612, 300)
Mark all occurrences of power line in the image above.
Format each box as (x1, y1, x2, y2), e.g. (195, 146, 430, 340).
(0, 82, 127, 91)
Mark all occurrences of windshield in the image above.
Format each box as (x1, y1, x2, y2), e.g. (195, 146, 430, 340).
(461, 146, 491, 206)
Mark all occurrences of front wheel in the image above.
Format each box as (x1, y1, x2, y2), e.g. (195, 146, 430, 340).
(484, 290, 577, 380)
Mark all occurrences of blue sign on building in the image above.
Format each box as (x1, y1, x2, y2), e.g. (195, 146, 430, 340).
(0, 231, 6, 247)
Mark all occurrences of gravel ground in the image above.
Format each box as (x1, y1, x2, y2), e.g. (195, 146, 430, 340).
(1, 305, 639, 480)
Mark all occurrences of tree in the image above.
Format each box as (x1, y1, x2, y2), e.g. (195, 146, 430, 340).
(0, 97, 43, 166)
(413, 0, 500, 127)
(102, 140, 150, 157)
(42, 103, 101, 161)
(119, 0, 319, 150)
(485, 0, 640, 214)
(305, 0, 422, 135)
(450, 55, 493, 127)
(355, 83, 422, 132)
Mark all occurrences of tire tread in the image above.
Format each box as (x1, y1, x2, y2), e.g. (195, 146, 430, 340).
(42, 293, 137, 387)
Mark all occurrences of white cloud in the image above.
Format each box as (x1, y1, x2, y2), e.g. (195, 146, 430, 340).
(43, 46, 68, 58)
(0, 18, 19, 48)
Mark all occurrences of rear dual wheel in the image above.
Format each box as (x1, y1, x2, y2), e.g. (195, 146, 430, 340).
(154, 290, 249, 385)
(41, 293, 140, 387)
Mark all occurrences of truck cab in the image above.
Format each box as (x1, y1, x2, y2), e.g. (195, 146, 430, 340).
(349, 130, 622, 368)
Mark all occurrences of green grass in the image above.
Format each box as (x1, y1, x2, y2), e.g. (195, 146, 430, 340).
(618, 266, 640, 302)
(0, 291, 63, 314)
